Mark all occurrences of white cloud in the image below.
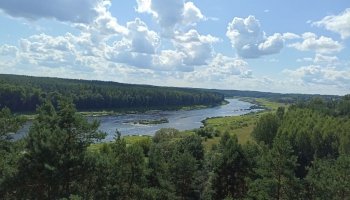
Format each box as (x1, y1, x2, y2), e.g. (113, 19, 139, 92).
(123, 18, 160, 54)
(264, 10, 269, 13)
(226, 15, 284, 58)
(314, 53, 338, 63)
(313, 8, 350, 39)
(296, 57, 313, 62)
(103, 28, 220, 71)
(302, 32, 317, 39)
(31, 34, 75, 52)
(136, 0, 205, 35)
(283, 65, 350, 86)
(0, 0, 102, 23)
(297, 54, 338, 63)
(150, 0, 184, 32)
(181, 2, 204, 27)
(283, 32, 300, 39)
(72, 1, 127, 45)
(0, 44, 19, 56)
(184, 53, 253, 83)
(172, 30, 221, 66)
(152, 50, 188, 71)
(8, 33, 106, 73)
(288, 33, 344, 54)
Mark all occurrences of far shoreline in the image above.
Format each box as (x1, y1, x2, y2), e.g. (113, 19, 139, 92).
(16, 100, 230, 120)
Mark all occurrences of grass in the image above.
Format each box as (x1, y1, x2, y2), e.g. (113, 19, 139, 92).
(88, 135, 152, 152)
(200, 98, 289, 151)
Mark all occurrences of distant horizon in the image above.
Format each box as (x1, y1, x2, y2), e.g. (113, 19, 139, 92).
(1, 1, 349, 95)
(0, 73, 342, 96)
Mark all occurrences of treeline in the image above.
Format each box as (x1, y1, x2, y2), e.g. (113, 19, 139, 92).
(1, 95, 350, 199)
(198, 88, 340, 104)
(0, 74, 224, 112)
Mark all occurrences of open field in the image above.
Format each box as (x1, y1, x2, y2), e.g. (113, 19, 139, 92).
(201, 98, 289, 150)
(88, 135, 152, 152)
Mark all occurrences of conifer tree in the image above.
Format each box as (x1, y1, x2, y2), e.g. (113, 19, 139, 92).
(0, 107, 26, 150)
(0, 107, 26, 198)
(13, 97, 106, 199)
(248, 134, 301, 199)
(210, 134, 250, 199)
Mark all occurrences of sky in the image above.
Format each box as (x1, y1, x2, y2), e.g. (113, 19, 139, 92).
(0, 1, 349, 95)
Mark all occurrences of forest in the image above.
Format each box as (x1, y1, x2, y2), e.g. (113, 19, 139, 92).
(1, 91, 350, 199)
(0, 74, 224, 112)
(198, 88, 340, 104)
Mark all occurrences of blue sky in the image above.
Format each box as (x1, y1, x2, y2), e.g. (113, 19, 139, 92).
(0, 0, 349, 95)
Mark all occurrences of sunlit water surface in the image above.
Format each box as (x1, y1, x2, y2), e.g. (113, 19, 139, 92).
(14, 99, 259, 142)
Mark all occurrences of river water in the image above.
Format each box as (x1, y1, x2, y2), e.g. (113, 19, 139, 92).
(14, 99, 259, 142)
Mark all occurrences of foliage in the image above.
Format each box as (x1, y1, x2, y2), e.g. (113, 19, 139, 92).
(6, 97, 106, 199)
(1, 94, 350, 199)
(248, 134, 301, 199)
(0, 74, 224, 112)
(252, 112, 280, 147)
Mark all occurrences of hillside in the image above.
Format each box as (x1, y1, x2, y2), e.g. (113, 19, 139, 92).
(0, 74, 224, 112)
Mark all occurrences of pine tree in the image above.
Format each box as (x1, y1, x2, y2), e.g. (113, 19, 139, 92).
(169, 151, 198, 200)
(13, 97, 106, 199)
(210, 134, 250, 199)
(0, 107, 26, 150)
(0, 107, 26, 198)
(248, 134, 301, 199)
(305, 155, 350, 200)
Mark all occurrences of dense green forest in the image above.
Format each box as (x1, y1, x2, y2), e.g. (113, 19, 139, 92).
(1, 93, 350, 199)
(0, 74, 224, 112)
(198, 88, 340, 104)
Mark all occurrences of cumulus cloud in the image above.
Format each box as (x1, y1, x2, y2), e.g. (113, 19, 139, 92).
(122, 18, 160, 54)
(296, 57, 313, 62)
(181, 2, 205, 27)
(314, 54, 338, 63)
(296, 54, 338, 63)
(226, 15, 284, 58)
(8, 33, 106, 73)
(313, 8, 350, 39)
(184, 53, 253, 83)
(283, 65, 350, 86)
(105, 28, 220, 71)
(19, 33, 75, 54)
(210, 54, 250, 76)
(0, 44, 19, 56)
(172, 30, 221, 66)
(72, 1, 127, 45)
(0, 0, 102, 23)
(302, 32, 317, 40)
(283, 32, 300, 39)
(136, 0, 205, 35)
(288, 33, 344, 54)
(152, 50, 189, 71)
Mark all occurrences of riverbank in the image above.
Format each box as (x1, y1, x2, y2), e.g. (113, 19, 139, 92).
(16, 100, 229, 120)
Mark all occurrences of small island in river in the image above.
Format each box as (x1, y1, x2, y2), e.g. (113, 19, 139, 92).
(124, 118, 169, 125)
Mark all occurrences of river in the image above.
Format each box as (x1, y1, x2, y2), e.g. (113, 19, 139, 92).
(14, 99, 259, 142)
